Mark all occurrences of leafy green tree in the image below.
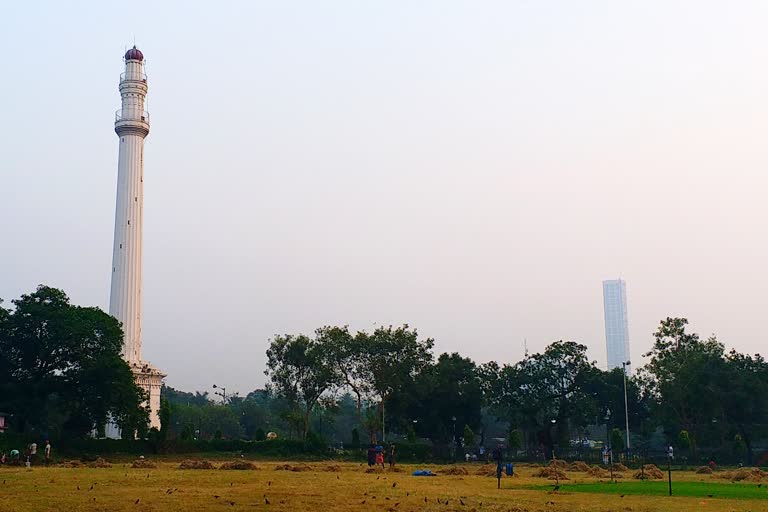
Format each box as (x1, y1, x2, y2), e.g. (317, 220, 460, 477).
(640, 318, 726, 455)
(0, 286, 148, 438)
(610, 428, 624, 453)
(401, 352, 482, 447)
(463, 424, 475, 448)
(507, 429, 522, 452)
(265, 333, 340, 439)
(485, 341, 598, 458)
(720, 351, 768, 465)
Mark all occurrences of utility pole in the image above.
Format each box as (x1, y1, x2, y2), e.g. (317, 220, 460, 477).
(622, 361, 631, 458)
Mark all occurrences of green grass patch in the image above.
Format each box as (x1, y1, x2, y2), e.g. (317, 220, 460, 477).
(531, 481, 768, 500)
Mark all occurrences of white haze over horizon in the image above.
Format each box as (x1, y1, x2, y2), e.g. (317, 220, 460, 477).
(3, 1, 768, 395)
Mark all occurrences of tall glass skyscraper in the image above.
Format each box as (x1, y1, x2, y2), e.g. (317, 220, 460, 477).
(603, 279, 630, 372)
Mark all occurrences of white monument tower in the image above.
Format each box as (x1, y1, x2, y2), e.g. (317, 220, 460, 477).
(110, 46, 165, 430)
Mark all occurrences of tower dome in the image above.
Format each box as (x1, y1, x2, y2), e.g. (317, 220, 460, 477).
(124, 46, 144, 61)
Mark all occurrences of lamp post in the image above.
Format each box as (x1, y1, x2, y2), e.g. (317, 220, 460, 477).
(621, 360, 631, 459)
(213, 384, 227, 404)
(452, 416, 457, 462)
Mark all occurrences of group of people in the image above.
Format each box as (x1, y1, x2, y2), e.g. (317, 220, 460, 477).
(367, 443, 396, 469)
(0, 440, 52, 467)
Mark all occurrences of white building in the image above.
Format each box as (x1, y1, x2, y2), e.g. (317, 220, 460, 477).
(602, 279, 630, 372)
(109, 46, 165, 432)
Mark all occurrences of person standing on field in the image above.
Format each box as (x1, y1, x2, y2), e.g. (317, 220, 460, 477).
(44, 440, 51, 465)
(28, 442, 37, 466)
(388, 444, 396, 469)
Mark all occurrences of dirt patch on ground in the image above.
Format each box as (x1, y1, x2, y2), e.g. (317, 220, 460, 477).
(364, 466, 384, 473)
(88, 458, 112, 468)
(130, 459, 156, 469)
(633, 464, 664, 479)
(442, 466, 469, 476)
(533, 467, 569, 480)
(696, 466, 713, 474)
(388, 467, 404, 473)
(179, 459, 216, 470)
(59, 460, 84, 468)
(220, 461, 258, 470)
(274, 463, 314, 472)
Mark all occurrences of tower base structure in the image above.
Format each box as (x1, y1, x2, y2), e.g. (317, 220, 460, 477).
(132, 361, 166, 430)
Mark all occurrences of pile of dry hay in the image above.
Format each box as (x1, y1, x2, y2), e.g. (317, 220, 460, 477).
(131, 459, 157, 469)
(716, 468, 768, 482)
(179, 459, 216, 470)
(586, 466, 610, 478)
(88, 458, 112, 468)
(633, 464, 664, 480)
(695, 466, 714, 474)
(442, 466, 469, 476)
(220, 461, 258, 470)
(570, 461, 591, 472)
(364, 466, 384, 473)
(548, 459, 569, 470)
(274, 463, 314, 472)
(533, 467, 569, 480)
(323, 464, 342, 472)
(611, 463, 629, 472)
(59, 460, 84, 468)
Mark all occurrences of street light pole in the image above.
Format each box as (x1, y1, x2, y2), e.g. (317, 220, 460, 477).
(452, 416, 457, 462)
(213, 384, 227, 404)
(621, 361, 631, 458)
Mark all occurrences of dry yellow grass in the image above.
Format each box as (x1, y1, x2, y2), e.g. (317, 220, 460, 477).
(0, 461, 765, 512)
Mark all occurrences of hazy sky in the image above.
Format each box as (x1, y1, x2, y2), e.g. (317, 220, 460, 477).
(3, 1, 768, 395)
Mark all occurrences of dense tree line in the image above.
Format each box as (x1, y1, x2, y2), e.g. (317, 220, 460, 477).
(2, 286, 767, 465)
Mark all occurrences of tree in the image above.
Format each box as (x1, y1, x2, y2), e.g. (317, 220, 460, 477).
(640, 318, 726, 455)
(402, 353, 482, 447)
(0, 286, 148, 438)
(265, 332, 339, 439)
(323, 324, 434, 441)
(463, 424, 475, 448)
(485, 341, 598, 459)
(610, 428, 624, 453)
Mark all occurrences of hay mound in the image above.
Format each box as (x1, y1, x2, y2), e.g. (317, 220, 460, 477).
(611, 463, 629, 472)
(442, 466, 469, 476)
(548, 459, 569, 469)
(131, 459, 157, 469)
(533, 467, 569, 480)
(88, 458, 112, 468)
(586, 466, 610, 478)
(388, 466, 404, 473)
(696, 466, 713, 474)
(59, 460, 83, 468)
(179, 459, 215, 470)
(718, 468, 768, 482)
(570, 461, 591, 472)
(220, 461, 258, 470)
(633, 464, 664, 480)
(364, 466, 384, 473)
(274, 463, 313, 472)
(323, 464, 342, 472)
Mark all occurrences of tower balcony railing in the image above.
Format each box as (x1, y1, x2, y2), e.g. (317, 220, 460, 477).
(120, 71, 148, 83)
(115, 110, 150, 123)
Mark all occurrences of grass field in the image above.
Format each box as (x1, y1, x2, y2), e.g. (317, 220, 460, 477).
(1, 460, 767, 512)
